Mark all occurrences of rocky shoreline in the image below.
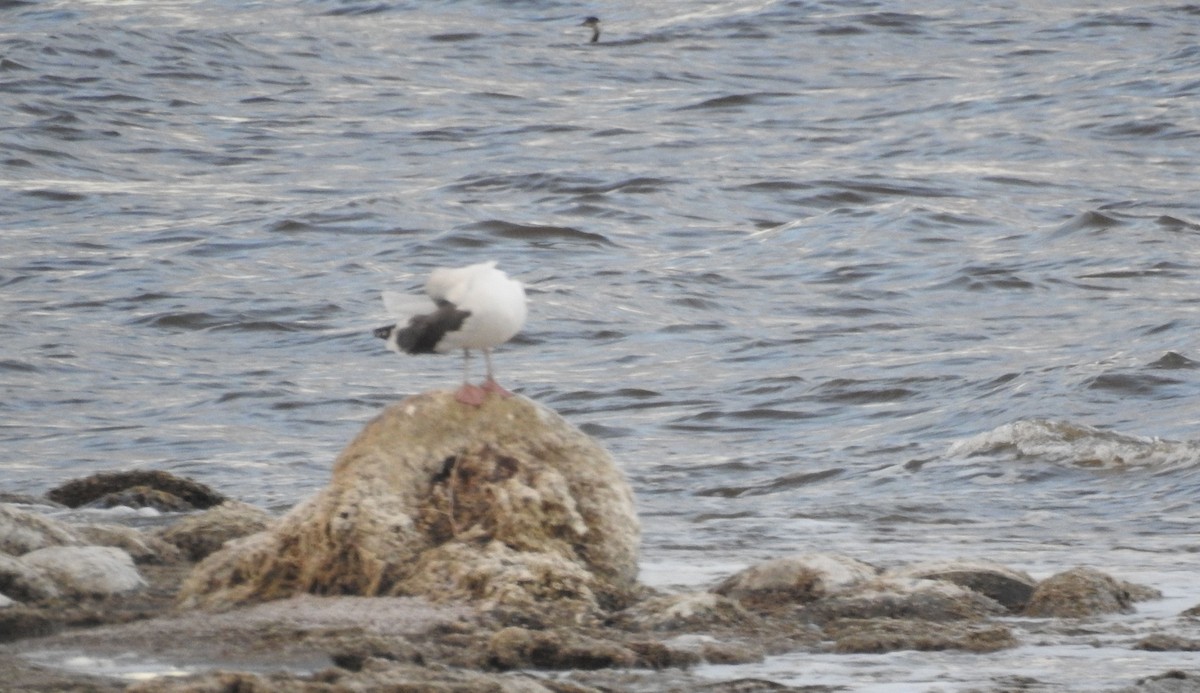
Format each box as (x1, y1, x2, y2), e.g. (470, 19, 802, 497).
(3, 392, 1200, 692)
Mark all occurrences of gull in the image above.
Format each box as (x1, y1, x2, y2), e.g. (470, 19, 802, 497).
(374, 261, 527, 406)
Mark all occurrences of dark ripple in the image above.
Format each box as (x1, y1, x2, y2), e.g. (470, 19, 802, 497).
(811, 379, 921, 405)
(667, 406, 815, 435)
(414, 127, 480, 142)
(448, 173, 673, 197)
(1087, 373, 1183, 396)
(1070, 12, 1158, 30)
(216, 389, 291, 403)
(678, 92, 793, 110)
(577, 422, 635, 439)
(817, 177, 958, 200)
(21, 189, 86, 202)
(461, 220, 615, 247)
(183, 238, 292, 257)
(696, 468, 843, 498)
(132, 311, 324, 333)
(320, 3, 391, 16)
(1149, 352, 1198, 370)
(1052, 210, 1124, 235)
(735, 180, 810, 192)
(937, 265, 1037, 291)
(1156, 215, 1200, 231)
(1091, 118, 1198, 140)
(547, 388, 667, 409)
(1078, 262, 1190, 280)
(428, 33, 483, 43)
(815, 24, 867, 36)
(858, 12, 931, 31)
(267, 209, 387, 235)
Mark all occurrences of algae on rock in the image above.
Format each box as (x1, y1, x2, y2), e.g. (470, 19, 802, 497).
(179, 392, 641, 615)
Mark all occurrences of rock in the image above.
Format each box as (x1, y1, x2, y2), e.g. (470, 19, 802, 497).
(1023, 567, 1136, 617)
(885, 559, 1036, 612)
(76, 524, 183, 564)
(126, 663, 566, 693)
(158, 500, 274, 561)
(0, 604, 57, 642)
(1108, 670, 1200, 693)
(46, 470, 226, 510)
(327, 633, 425, 671)
(402, 540, 602, 620)
(85, 485, 198, 512)
(696, 681, 809, 693)
(825, 618, 1017, 653)
(1126, 580, 1165, 603)
(178, 393, 640, 617)
(696, 641, 764, 665)
(712, 553, 877, 611)
(804, 576, 1006, 624)
(659, 634, 764, 665)
(0, 492, 65, 508)
(1134, 635, 1200, 652)
(0, 552, 60, 602)
(127, 672, 296, 693)
(613, 592, 760, 632)
(0, 504, 82, 555)
(487, 626, 638, 670)
(20, 546, 146, 597)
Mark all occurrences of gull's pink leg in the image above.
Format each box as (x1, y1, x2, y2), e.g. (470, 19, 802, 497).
(454, 348, 487, 406)
(480, 349, 514, 398)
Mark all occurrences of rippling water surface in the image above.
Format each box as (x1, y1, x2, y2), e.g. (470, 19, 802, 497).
(4, 1, 1200, 689)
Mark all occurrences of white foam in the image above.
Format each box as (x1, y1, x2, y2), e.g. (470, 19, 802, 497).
(948, 418, 1200, 470)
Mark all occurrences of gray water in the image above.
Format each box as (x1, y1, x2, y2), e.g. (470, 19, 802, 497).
(4, 1, 1200, 689)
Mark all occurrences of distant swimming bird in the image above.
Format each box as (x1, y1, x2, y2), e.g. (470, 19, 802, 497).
(581, 16, 600, 43)
(374, 261, 527, 406)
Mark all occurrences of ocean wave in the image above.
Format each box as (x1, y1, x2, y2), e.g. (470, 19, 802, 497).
(947, 419, 1200, 470)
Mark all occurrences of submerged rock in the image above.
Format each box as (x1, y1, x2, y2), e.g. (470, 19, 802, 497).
(126, 664, 566, 693)
(712, 553, 878, 611)
(658, 634, 763, 665)
(178, 392, 640, 616)
(488, 626, 638, 670)
(805, 576, 1006, 624)
(826, 617, 1017, 654)
(84, 485, 198, 512)
(0, 605, 57, 643)
(614, 591, 760, 632)
(1024, 567, 1139, 617)
(1108, 670, 1200, 693)
(885, 559, 1036, 612)
(1135, 635, 1200, 652)
(46, 470, 226, 510)
(158, 500, 274, 561)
